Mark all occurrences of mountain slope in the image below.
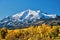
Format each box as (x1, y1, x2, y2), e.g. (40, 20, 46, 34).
(0, 9, 60, 29)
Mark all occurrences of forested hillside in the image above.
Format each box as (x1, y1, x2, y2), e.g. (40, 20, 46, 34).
(0, 23, 60, 40)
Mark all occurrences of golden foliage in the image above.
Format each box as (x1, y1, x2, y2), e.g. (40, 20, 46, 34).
(0, 24, 60, 40)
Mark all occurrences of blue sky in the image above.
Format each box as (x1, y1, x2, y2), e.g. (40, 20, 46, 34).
(0, 0, 60, 20)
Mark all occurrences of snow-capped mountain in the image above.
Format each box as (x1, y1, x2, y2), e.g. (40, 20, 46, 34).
(12, 9, 40, 22)
(0, 9, 58, 29)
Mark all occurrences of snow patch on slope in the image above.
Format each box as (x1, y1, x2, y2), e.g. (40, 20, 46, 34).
(42, 13, 56, 18)
(12, 10, 28, 19)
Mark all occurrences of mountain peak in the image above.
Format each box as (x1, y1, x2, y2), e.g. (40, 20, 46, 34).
(12, 9, 40, 21)
(24, 9, 40, 20)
